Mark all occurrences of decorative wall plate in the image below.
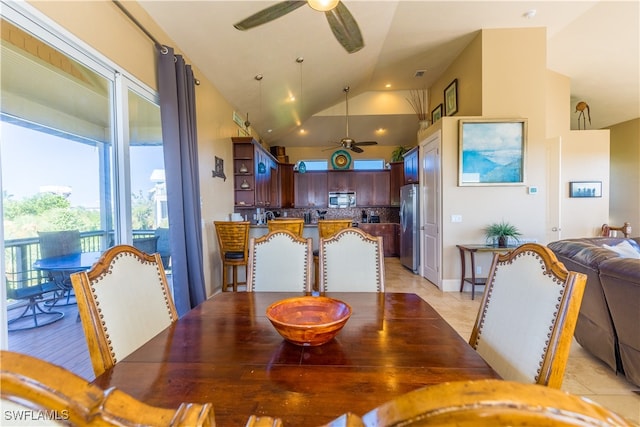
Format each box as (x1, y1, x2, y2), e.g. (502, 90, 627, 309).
(331, 150, 352, 170)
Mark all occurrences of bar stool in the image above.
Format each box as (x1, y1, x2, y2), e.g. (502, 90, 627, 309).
(214, 221, 250, 291)
(267, 218, 304, 236)
(313, 219, 352, 290)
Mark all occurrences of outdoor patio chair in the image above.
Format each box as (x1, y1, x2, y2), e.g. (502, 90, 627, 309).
(5, 271, 63, 331)
(38, 229, 82, 306)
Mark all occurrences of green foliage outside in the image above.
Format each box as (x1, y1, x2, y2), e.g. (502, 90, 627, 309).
(3, 191, 156, 239)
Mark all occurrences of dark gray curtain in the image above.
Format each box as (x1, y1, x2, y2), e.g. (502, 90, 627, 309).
(157, 45, 206, 316)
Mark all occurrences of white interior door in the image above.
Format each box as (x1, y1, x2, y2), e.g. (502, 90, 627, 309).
(545, 137, 562, 243)
(420, 133, 441, 287)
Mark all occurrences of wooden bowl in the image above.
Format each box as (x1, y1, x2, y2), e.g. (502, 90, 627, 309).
(266, 296, 352, 346)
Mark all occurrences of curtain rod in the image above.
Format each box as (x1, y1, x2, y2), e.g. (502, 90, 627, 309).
(112, 0, 168, 54)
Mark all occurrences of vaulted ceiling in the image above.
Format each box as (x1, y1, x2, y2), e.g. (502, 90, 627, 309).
(138, 1, 639, 149)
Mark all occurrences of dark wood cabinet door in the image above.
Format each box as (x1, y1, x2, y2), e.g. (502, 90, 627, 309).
(327, 170, 355, 192)
(294, 172, 328, 208)
(278, 163, 295, 208)
(355, 170, 390, 207)
(359, 223, 399, 257)
(389, 162, 404, 207)
(404, 147, 419, 184)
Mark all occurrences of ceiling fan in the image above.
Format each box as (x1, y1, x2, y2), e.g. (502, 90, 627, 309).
(325, 86, 378, 153)
(233, 1, 364, 54)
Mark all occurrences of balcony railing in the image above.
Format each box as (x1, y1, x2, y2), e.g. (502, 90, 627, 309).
(4, 230, 157, 294)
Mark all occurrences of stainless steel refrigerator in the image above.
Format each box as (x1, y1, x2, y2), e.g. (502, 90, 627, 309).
(400, 183, 419, 273)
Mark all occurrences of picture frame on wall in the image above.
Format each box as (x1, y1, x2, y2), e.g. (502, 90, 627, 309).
(569, 181, 602, 198)
(431, 104, 443, 123)
(458, 119, 527, 186)
(444, 79, 458, 116)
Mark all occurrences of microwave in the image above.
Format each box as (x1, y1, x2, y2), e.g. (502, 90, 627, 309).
(328, 191, 356, 208)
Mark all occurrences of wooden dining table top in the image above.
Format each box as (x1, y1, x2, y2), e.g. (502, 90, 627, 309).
(91, 292, 500, 426)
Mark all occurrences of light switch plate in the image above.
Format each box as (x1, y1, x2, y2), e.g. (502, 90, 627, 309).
(451, 215, 462, 223)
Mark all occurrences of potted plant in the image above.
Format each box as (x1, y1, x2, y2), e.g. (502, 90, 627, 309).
(484, 220, 521, 247)
(391, 146, 409, 162)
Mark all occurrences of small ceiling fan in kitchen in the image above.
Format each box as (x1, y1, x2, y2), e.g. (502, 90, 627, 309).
(233, 1, 364, 54)
(324, 86, 378, 154)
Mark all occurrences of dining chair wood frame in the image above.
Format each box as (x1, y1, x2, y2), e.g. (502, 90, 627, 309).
(247, 230, 313, 292)
(469, 243, 587, 388)
(1, 351, 215, 427)
(600, 222, 632, 238)
(314, 219, 353, 290)
(267, 218, 304, 237)
(70, 245, 178, 378)
(318, 227, 385, 292)
(249, 379, 631, 426)
(214, 221, 250, 292)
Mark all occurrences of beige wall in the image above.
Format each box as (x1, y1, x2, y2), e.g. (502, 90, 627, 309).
(421, 27, 611, 291)
(28, 0, 238, 295)
(608, 118, 640, 229)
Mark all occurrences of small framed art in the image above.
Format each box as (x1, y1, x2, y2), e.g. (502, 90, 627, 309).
(569, 181, 602, 198)
(431, 104, 443, 123)
(444, 79, 458, 116)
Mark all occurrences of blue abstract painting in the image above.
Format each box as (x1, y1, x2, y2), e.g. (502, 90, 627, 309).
(459, 120, 526, 185)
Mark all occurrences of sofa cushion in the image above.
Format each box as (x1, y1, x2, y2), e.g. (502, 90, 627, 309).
(603, 240, 640, 259)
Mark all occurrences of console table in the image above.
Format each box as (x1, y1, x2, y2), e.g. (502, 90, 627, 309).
(456, 244, 517, 300)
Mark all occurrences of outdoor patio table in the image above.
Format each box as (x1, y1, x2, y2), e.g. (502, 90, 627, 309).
(33, 251, 102, 306)
(91, 291, 500, 425)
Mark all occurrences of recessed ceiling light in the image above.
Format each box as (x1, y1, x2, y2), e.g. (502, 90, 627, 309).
(299, 128, 306, 134)
(385, 83, 392, 88)
(523, 9, 537, 19)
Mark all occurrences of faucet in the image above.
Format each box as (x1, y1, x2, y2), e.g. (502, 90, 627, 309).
(265, 211, 276, 221)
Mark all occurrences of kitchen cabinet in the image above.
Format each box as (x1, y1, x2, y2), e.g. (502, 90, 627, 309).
(358, 223, 399, 257)
(232, 137, 279, 208)
(327, 170, 355, 192)
(278, 163, 295, 208)
(403, 146, 419, 184)
(294, 171, 328, 208)
(389, 161, 404, 206)
(355, 170, 390, 207)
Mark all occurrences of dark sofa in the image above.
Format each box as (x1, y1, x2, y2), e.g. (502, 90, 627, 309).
(547, 237, 640, 386)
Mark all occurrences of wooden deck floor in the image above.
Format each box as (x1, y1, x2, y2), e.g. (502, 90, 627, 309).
(6, 299, 94, 380)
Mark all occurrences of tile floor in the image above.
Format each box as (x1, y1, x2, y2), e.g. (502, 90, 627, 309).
(384, 257, 640, 426)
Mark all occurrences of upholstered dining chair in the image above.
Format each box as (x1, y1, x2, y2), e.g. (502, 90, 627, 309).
(469, 243, 587, 388)
(318, 227, 385, 292)
(214, 221, 250, 291)
(267, 218, 304, 237)
(70, 245, 178, 378)
(313, 219, 353, 290)
(38, 229, 82, 306)
(246, 379, 631, 426)
(247, 230, 313, 292)
(1, 351, 215, 426)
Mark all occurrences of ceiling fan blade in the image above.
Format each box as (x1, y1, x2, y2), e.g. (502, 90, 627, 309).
(234, 1, 306, 31)
(324, 2, 364, 54)
(350, 145, 364, 154)
(353, 141, 378, 146)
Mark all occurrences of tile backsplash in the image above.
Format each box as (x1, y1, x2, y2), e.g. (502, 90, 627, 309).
(235, 207, 400, 224)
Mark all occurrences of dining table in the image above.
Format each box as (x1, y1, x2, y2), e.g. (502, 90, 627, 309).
(91, 292, 500, 426)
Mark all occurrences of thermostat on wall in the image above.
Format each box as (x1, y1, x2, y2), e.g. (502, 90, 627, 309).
(528, 186, 538, 194)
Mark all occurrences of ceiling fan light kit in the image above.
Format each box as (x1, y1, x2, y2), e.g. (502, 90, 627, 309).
(307, 0, 339, 12)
